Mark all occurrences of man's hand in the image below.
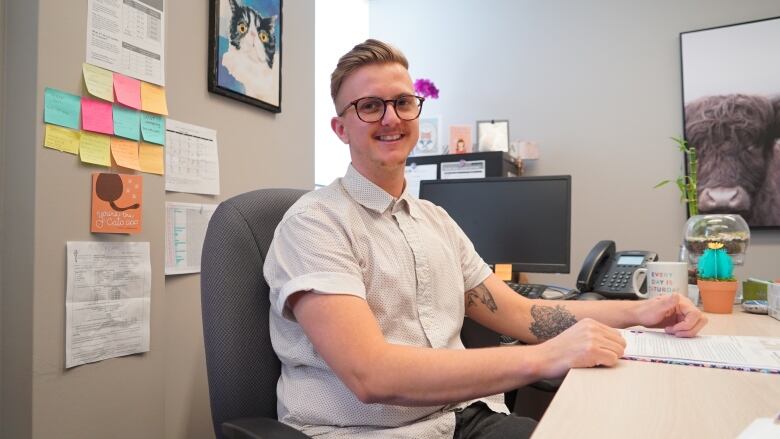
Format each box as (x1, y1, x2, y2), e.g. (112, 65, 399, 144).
(635, 294, 708, 338)
(533, 318, 626, 378)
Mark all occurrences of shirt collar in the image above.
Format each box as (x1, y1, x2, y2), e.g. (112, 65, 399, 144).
(341, 164, 423, 219)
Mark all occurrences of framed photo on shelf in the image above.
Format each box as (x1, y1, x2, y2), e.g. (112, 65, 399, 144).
(411, 117, 444, 156)
(477, 120, 509, 152)
(681, 16, 780, 228)
(449, 125, 472, 154)
(208, 0, 283, 113)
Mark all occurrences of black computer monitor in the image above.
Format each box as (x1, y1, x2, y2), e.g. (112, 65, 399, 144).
(419, 176, 571, 274)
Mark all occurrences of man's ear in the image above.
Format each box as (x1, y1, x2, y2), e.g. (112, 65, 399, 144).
(331, 117, 350, 144)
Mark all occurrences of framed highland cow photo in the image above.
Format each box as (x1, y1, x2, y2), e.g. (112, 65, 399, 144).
(680, 16, 780, 228)
(208, 0, 282, 113)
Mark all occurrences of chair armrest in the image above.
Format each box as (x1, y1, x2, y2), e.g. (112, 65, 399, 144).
(222, 417, 312, 439)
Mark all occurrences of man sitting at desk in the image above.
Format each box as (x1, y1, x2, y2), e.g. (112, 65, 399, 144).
(264, 39, 708, 438)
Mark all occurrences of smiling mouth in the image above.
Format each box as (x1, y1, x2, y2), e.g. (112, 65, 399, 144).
(376, 134, 403, 142)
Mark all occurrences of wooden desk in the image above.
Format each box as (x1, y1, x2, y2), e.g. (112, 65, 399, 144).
(532, 310, 780, 439)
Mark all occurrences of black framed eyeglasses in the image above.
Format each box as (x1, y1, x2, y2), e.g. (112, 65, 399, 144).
(338, 95, 425, 123)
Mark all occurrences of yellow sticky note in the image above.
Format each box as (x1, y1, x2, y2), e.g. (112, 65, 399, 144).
(79, 132, 111, 167)
(111, 137, 142, 171)
(44, 124, 80, 154)
(140, 82, 168, 115)
(139, 142, 164, 174)
(82, 63, 114, 102)
(495, 264, 513, 281)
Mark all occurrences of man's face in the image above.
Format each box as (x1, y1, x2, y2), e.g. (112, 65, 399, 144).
(331, 63, 419, 176)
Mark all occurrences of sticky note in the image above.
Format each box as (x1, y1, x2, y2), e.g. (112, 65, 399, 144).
(44, 124, 80, 154)
(111, 137, 142, 170)
(44, 87, 81, 130)
(140, 113, 165, 145)
(140, 82, 169, 115)
(82, 98, 114, 135)
(495, 264, 513, 281)
(114, 73, 141, 109)
(113, 105, 141, 140)
(139, 142, 164, 174)
(82, 63, 114, 102)
(79, 132, 111, 167)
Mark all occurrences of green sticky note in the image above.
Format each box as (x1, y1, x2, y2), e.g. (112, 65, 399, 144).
(44, 87, 81, 130)
(140, 112, 165, 145)
(113, 105, 141, 140)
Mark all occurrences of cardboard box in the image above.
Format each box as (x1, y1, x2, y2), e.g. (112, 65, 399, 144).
(769, 282, 780, 321)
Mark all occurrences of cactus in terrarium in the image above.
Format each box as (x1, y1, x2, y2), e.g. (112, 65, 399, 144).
(697, 242, 734, 281)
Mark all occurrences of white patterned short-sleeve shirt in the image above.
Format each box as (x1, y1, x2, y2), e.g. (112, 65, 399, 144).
(264, 165, 507, 438)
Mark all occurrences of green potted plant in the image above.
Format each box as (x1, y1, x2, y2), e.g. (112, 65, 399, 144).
(654, 136, 698, 217)
(697, 242, 737, 313)
(655, 137, 750, 273)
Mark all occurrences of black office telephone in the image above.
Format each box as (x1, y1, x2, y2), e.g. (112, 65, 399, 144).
(576, 240, 658, 299)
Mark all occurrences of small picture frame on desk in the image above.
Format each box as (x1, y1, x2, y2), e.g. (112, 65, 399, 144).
(411, 117, 444, 156)
(477, 120, 510, 152)
(449, 125, 473, 154)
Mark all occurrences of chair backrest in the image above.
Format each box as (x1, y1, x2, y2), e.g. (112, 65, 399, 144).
(201, 188, 308, 439)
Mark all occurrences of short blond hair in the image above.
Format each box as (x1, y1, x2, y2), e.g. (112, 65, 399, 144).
(330, 39, 409, 105)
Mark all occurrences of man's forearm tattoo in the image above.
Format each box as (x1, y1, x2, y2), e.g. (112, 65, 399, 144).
(529, 304, 577, 341)
(465, 283, 498, 312)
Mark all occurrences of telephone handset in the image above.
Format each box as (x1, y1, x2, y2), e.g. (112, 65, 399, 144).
(576, 240, 658, 299)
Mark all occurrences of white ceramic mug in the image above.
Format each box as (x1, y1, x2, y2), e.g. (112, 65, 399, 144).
(632, 262, 689, 299)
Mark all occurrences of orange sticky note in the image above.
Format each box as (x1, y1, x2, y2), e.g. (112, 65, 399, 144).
(495, 264, 513, 281)
(44, 124, 80, 154)
(139, 142, 164, 174)
(80, 132, 111, 167)
(114, 73, 141, 109)
(140, 82, 169, 115)
(111, 137, 142, 171)
(82, 97, 114, 135)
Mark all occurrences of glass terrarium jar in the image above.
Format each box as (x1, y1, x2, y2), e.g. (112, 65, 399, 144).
(684, 214, 750, 266)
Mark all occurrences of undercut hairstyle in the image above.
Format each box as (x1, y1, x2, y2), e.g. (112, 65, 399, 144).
(330, 39, 409, 106)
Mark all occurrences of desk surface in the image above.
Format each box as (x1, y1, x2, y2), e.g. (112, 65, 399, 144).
(532, 309, 780, 439)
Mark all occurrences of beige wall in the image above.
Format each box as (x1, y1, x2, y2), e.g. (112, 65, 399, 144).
(2, 0, 314, 438)
(370, 0, 780, 287)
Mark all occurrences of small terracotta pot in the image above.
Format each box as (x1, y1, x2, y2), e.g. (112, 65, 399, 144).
(697, 279, 737, 314)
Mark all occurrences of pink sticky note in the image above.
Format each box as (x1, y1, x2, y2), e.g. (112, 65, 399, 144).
(113, 73, 141, 109)
(81, 97, 114, 135)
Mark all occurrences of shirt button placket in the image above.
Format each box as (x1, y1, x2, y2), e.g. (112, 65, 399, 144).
(394, 210, 441, 347)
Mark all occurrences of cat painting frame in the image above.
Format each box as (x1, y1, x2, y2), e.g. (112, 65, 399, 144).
(208, 0, 283, 113)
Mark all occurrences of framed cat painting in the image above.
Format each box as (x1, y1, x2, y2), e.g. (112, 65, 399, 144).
(208, 0, 282, 113)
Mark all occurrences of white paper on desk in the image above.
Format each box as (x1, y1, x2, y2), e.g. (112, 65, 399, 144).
(440, 160, 486, 179)
(165, 202, 218, 275)
(86, 0, 166, 85)
(66, 241, 151, 368)
(620, 329, 780, 373)
(404, 164, 437, 198)
(165, 119, 220, 195)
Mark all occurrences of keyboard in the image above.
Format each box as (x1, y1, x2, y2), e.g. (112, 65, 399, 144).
(505, 282, 547, 299)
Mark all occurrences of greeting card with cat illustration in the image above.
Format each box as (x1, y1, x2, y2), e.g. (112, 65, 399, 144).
(91, 173, 143, 234)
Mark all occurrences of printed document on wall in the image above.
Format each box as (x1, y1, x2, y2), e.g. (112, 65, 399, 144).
(165, 119, 220, 195)
(86, 0, 166, 85)
(165, 202, 218, 275)
(65, 241, 151, 368)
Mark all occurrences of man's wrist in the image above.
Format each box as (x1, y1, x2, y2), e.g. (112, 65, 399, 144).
(622, 300, 645, 328)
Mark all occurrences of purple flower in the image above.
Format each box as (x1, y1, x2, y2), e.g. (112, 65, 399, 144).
(414, 78, 439, 99)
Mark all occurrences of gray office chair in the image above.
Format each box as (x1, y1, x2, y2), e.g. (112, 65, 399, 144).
(201, 188, 310, 439)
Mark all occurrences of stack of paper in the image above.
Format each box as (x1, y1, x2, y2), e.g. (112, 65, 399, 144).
(620, 329, 780, 373)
